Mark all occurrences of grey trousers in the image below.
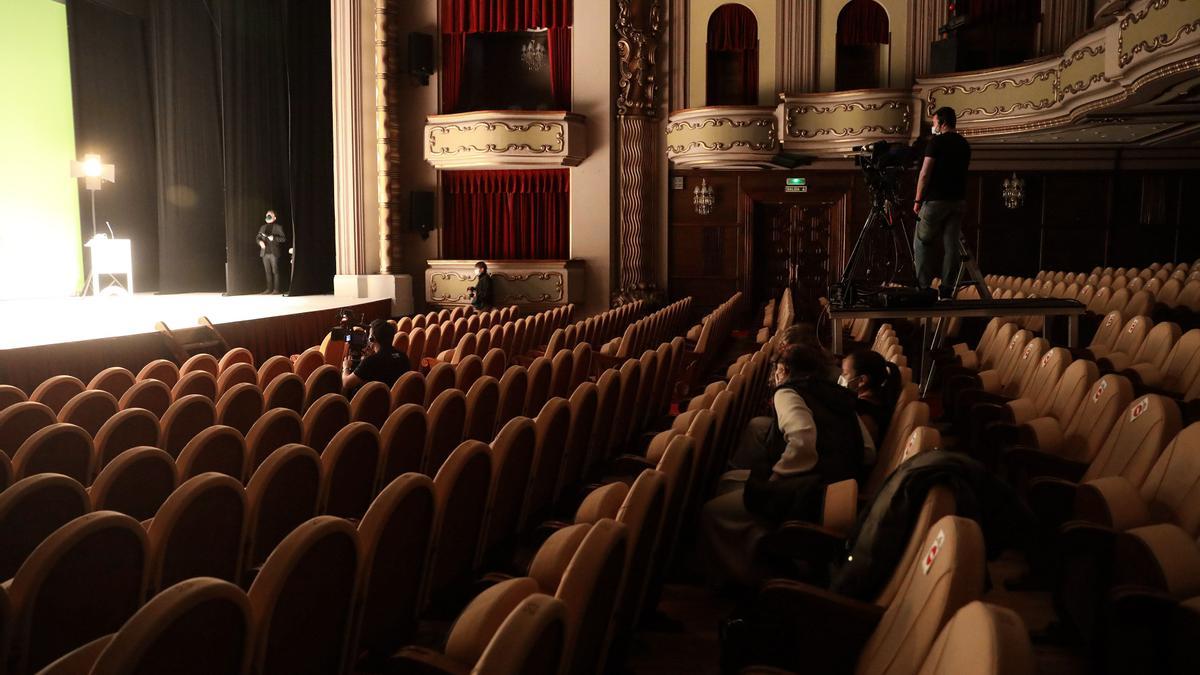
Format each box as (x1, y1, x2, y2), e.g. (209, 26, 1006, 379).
(914, 200, 967, 291)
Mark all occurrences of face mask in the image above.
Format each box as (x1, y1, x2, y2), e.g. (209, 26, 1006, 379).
(837, 374, 850, 388)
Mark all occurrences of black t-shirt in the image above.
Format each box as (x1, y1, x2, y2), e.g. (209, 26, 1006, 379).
(352, 350, 411, 388)
(924, 132, 971, 201)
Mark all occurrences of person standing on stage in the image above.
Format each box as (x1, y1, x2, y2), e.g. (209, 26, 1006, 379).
(468, 261, 494, 310)
(913, 107, 971, 300)
(257, 210, 287, 294)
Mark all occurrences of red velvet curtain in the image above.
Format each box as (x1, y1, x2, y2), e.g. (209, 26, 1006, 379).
(705, 4, 758, 106)
(837, 0, 890, 46)
(967, 0, 1041, 22)
(443, 169, 569, 260)
(441, 0, 572, 113)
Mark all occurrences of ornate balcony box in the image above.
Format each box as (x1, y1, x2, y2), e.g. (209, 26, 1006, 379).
(424, 111, 588, 170)
(778, 89, 919, 156)
(666, 106, 779, 169)
(425, 259, 584, 311)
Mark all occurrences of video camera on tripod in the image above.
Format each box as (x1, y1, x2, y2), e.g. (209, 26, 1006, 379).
(850, 140, 922, 206)
(329, 309, 370, 366)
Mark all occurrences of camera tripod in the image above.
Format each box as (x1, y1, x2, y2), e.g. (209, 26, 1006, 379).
(833, 188, 917, 305)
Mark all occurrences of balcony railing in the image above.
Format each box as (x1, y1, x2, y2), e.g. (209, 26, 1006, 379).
(424, 110, 588, 170)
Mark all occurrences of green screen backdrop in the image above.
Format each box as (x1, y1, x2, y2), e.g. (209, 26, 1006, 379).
(0, 0, 82, 299)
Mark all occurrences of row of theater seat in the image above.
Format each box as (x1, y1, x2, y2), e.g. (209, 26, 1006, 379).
(0, 293, 746, 674)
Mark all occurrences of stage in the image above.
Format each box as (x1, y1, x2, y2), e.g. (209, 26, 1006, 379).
(0, 293, 392, 393)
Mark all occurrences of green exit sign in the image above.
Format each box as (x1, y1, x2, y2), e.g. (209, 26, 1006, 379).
(786, 177, 806, 186)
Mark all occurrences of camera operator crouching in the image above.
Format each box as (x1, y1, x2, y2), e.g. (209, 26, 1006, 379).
(342, 318, 412, 395)
(913, 107, 971, 300)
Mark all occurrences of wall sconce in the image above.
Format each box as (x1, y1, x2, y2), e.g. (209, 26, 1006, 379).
(521, 38, 547, 71)
(693, 178, 715, 215)
(1001, 172, 1025, 209)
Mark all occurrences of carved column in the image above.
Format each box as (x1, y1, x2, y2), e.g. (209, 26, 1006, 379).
(332, 0, 368, 275)
(374, 0, 402, 274)
(778, 0, 818, 94)
(614, 0, 664, 304)
(1041, 0, 1091, 55)
(909, 0, 948, 79)
(669, 0, 687, 109)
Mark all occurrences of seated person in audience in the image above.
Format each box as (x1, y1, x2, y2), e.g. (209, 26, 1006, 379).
(702, 343, 864, 587)
(342, 318, 411, 394)
(839, 349, 901, 450)
(730, 323, 838, 471)
(467, 261, 494, 310)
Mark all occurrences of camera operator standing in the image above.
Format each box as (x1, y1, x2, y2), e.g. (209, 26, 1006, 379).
(342, 318, 411, 394)
(913, 107, 970, 300)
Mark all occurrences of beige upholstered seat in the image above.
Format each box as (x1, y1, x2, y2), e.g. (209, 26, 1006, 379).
(93, 408, 160, 471)
(13, 423, 94, 485)
(292, 349, 324, 382)
(215, 382, 264, 436)
(0, 474, 90, 581)
(87, 367, 136, 402)
(424, 362, 456, 408)
(523, 397, 572, 529)
(300, 392, 350, 454)
(1102, 321, 1180, 373)
(160, 394, 216, 458)
(146, 473, 246, 590)
(1127, 328, 1200, 395)
(176, 425, 247, 482)
(915, 602, 1034, 675)
(244, 444, 321, 568)
(136, 359, 179, 388)
(495, 365, 528, 433)
(215, 362, 258, 400)
(0, 401, 58, 462)
(1076, 394, 1183, 488)
(1092, 315, 1151, 360)
(245, 407, 303, 472)
(390, 370, 426, 409)
(6, 511, 147, 675)
(463, 376, 501, 442)
(864, 401, 932, 498)
(171, 370, 218, 402)
(89, 447, 176, 522)
(30, 375, 86, 414)
(480, 419, 537, 566)
(378, 403, 427, 486)
(482, 348, 507, 380)
(586, 369, 621, 478)
(524, 357, 553, 417)
(301, 365, 341, 412)
(256, 355, 294, 390)
(349, 381, 391, 428)
(320, 422, 380, 519)
(423, 388, 467, 474)
(558, 382, 599, 501)
(426, 440, 492, 607)
(263, 372, 304, 413)
(58, 389, 119, 437)
(180, 353, 219, 378)
(1018, 373, 1133, 463)
(247, 516, 359, 675)
(353, 473, 436, 662)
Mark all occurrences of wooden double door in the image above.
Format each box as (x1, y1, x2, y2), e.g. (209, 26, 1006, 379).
(752, 201, 835, 322)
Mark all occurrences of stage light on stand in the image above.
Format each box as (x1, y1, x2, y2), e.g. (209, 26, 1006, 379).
(70, 154, 130, 295)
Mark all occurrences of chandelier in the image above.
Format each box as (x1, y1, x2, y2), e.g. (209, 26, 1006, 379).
(521, 39, 547, 71)
(693, 179, 715, 216)
(1001, 172, 1026, 209)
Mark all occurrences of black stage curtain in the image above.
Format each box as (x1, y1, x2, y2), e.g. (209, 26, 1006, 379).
(66, 0, 161, 291)
(64, 0, 334, 296)
(148, 0, 227, 293)
(284, 0, 336, 296)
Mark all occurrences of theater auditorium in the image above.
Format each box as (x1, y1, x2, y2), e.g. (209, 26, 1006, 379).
(0, 0, 1199, 673)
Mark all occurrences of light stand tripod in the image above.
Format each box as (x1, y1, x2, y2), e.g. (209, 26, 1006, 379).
(833, 181, 917, 306)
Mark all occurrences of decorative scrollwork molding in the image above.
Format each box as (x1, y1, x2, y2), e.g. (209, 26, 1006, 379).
(785, 100, 912, 138)
(1059, 44, 1107, 96)
(1118, 0, 1200, 67)
(427, 268, 568, 305)
(616, 0, 663, 118)
(427, 121, 567, 155)
(926, 69, 1058, 117)
(665, 116, 778, 153)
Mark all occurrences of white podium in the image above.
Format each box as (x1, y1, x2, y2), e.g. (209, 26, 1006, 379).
(86, 236, 133, 296)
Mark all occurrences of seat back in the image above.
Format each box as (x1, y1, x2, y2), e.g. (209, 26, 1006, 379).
(160, 394, 216, 458)
(120, 379, 173, 418)
(0, 474, 90, 581)
(872, 486, 958, 608)
(248, 517, 359, 675)
(424, 389, 468, 474)
(558, 382, 599, 501)
(522, 398, 572, 529)
(293, 349, 324, 382)
(1082, 394, 1183, 485)
(8, 512, 147, 675)
(424, 362, 456, 408)
(455, 354, 484, 392)
(90, 447, 177, 522)
(915, 602, 1034, 675)
(30, 376, 86, 414)
(257, 355, 293, 390)
(356, 473, 436, 659)
(300, 393, 350, 455)
(444, 580, 566, 675)
(390, 371, 425, 409)
(482, 418, 537, 562)
(349, 381, 391, 428)
(176, 425, 246, 482)
(147, 473, 245, 590)
(263, 373, 304, 413)
(244, 443, 322, 568)
(866, 402, 932, 498)
(302, 365, 342, 412)
(1059, 374, 1136, 462)
(1022, 348, 1071, 414)
(482, 348, 507, 380)
(587, 369, 621, 476)
(609, 360, 642, 454)
(632, 350, 660, 432)
(216, 363, 257, 400)
(1132, 424, 1200, 537)
(12, 421, 93, 485)
(464, 376, 501, 442)
(979, 323, 1018, 370)
(215, 382, 264, 436)
(87, 368, 136, 402)
(571, 343, 593, 391)
(524, 357, 553, 417)
(136, 360, 180, 387)
(496, 365, 528, 433)
(1131, 321, 1181, 370)
(1110, 316, 1153, 357)
(90, 577, 251, 675)
(172, 370, 218, 402)
(428, 441, 492, 604)
(93, 408, 161, 471)
(854, 516, 986, 675)
(378, 403, 428, 485)
(320, 422, 380, 519)
(245, 408, 303, 472)
(0, 401, 58, 461)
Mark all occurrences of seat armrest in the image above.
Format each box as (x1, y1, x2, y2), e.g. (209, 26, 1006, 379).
(1075, 476, 1153, 530)
(1026, 475, 1082, 531)
(1004, 447, 1088, 484)
(757, 521, 848, 571)
(607, 454, 655, 476)
(1005, 397, 1039, 425)
(1019, 417, 1066, 453)
(821, 479, 858, 536)
(746, 579, 883, 672)
(1118, 524, 1200, 598)
(388, 647, 471, 675)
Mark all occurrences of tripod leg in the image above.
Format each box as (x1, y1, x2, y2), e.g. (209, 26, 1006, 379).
(957, 235, 992, 300)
